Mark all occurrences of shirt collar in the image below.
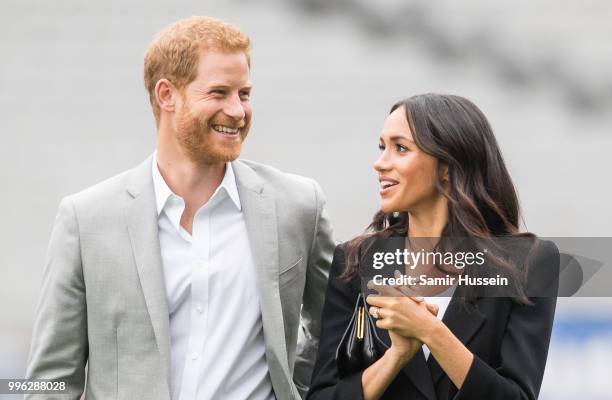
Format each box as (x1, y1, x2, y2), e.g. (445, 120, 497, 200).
(219, 161, 242, 211)
(151, 152, 242, 217)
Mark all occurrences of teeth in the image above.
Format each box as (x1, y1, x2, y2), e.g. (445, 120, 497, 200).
(212, 125, 239, 134)
(380, 181, 398, 189)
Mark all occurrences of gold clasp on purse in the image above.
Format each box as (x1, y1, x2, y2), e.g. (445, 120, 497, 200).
(357, 306, 365, 340)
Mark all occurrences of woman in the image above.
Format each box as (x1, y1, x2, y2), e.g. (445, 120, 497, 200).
(307, 94, 559, 400)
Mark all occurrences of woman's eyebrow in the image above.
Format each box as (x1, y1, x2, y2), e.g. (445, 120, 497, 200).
(389, 135, 415, 143)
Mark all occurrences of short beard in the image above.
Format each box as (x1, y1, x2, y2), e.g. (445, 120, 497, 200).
(175, 106, 245, 166)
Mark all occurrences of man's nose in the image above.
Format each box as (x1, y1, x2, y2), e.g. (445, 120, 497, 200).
(224, 95, 246, 120)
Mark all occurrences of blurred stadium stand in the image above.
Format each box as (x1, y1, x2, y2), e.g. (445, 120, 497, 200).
(1, 1, 610, 399)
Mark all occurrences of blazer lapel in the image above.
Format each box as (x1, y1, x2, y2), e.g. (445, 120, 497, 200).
(427, 291, 486, 386)
(232, 160, 293, 395)
(125, 156, 172, 388)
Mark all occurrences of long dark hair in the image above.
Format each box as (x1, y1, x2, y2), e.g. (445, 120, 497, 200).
(344, 93, 534, 303)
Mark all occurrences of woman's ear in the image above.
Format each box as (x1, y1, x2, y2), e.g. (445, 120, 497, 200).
(440, 164, 450, 182)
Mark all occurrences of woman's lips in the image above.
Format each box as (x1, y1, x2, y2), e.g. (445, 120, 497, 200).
(380, 183, 398, 196)
(379, 177, 399, 196)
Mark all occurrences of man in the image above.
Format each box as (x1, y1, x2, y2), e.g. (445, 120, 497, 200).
(26, 16, 335, 400)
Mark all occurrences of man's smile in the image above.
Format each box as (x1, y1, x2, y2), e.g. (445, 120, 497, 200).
(211, 124, 240, 135)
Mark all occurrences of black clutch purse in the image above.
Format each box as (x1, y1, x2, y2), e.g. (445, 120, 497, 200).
(335, 292, 389, 377)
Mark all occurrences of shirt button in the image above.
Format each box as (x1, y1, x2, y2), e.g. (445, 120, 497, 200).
(195, 304, 203, 314)
(191, 352, 199, 360)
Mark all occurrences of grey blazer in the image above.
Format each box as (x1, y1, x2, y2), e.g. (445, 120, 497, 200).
(25, 156, 335, 400)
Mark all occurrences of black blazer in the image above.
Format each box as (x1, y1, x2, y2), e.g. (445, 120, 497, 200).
(307, 240, 560, 400)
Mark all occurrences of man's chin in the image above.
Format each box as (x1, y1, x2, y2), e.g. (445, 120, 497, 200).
(188, 145, 242, 165)
(216, 143, 242, 162)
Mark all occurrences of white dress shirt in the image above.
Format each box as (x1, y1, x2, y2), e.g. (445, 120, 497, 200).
(152, 155, 275, 400)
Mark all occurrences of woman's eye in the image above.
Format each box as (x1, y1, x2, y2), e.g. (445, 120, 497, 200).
(378, 143, 385, 151)
(396, 144, 408, 153)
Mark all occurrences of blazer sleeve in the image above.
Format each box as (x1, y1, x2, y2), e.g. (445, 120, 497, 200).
(294, 180, 336, 398)
(25, 197, 88, 400)
(454, 239, 560, 400)
(307, 244, 365, 400)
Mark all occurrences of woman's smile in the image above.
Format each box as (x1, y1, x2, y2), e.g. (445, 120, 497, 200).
(379, 175, 400, 196)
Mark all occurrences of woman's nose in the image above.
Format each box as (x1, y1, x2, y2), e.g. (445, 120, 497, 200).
(373, 153, 390, 172)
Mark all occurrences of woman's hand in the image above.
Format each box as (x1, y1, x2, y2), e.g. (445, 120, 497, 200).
(366, 280, 440, 363)
(367, 277, 442, 342)
(385, 315, 433, 364)
(367, 295, 441, 343)
(360, 299, 438, 400)
(366, 282, 474, 391)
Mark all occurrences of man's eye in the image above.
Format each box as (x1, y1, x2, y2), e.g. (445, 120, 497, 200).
(239, 91, 251, 100)
(212, 90, 226, 95)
